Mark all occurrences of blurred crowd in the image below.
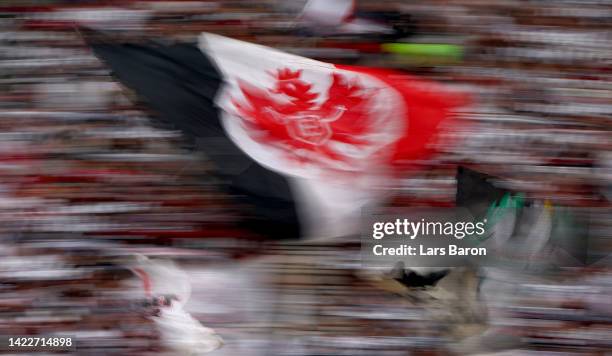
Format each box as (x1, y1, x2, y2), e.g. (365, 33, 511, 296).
(0, 0, 611, 354)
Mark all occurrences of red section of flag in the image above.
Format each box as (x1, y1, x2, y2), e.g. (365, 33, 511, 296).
(337, 65, 469, 169)
(232, 64, 467, 173)
(233, 68, 374, 166)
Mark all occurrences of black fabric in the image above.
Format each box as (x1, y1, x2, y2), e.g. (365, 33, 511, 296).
(398, 269, 449, 288)
(456, 166, 507, 219)
(90, 39, 301, 239)
(389, 262, 450, 288)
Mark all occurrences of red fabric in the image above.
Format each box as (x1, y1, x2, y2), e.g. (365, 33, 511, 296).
(233, 68, 374, 166)
(336, 65, 469, 170)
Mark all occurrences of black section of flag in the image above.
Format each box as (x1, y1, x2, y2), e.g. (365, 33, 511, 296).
(90, 39, 301, 239)
(456, 166, 507, 219)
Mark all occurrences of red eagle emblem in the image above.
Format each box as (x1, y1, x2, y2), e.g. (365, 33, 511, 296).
(232, 68, 383, 167)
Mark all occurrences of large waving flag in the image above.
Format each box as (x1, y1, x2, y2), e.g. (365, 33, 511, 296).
(90, 33, 465, 239)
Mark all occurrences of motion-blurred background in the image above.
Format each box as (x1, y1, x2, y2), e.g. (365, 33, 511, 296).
(0, 0, 611, 355)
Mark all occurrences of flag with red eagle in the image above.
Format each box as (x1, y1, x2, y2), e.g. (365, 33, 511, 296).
(90, 33, 466, 239)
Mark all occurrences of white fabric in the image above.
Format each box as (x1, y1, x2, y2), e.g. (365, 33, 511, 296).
(128, 256, 223, 354)
(129, 256, 191, 303)
(154, 301, 224, 355)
